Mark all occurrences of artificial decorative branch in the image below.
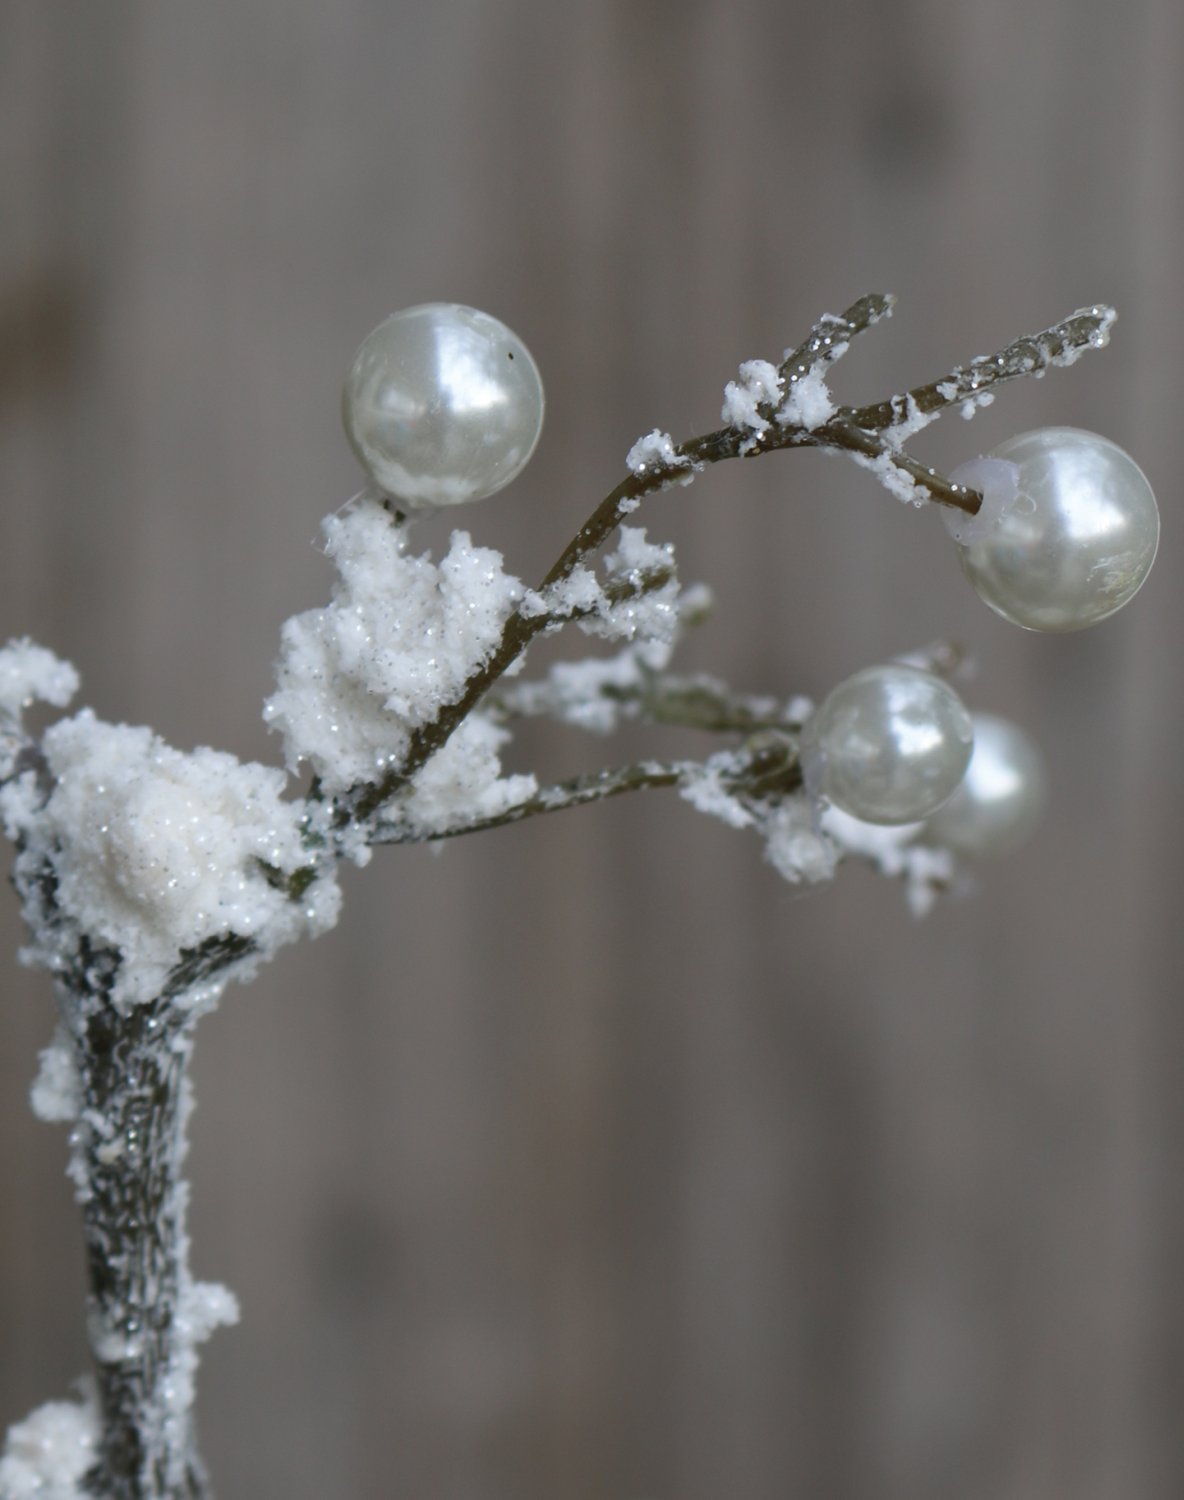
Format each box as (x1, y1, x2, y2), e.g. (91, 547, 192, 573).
(0, 296, 1157, 1500)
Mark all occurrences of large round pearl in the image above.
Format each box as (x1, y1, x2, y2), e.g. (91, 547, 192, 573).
(925, 713, 1046, 858)
(342, 304, 545, 507)
(799, 665, 974, 825)
(946, 428, 1158, 631)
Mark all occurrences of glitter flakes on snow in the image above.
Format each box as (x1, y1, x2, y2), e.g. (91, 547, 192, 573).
(0, 1392, 99, 1500)
(624, 429, 695, 482)
(721, 359, 782, 442)
(778, 366, 835, 431)
(265, 500, 525, 795)
(0, 708, 337, 1009)
(0, 640, 78, 723)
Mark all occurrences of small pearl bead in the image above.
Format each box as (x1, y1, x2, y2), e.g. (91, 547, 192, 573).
(947, 428, 1158, 631)
(342, 304, 544, 507)
(800, 664, 974, 825)
(925, 713, 1046, 857)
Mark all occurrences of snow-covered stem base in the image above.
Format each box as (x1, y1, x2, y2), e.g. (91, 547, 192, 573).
(69, 988, 209, 1500)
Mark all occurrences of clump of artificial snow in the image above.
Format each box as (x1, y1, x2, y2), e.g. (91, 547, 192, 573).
(625, 429, 694, 479)
(820, 804, 953, 915)
(0, 711, 337, 1009)
(519, 565, 605, 623)
(778, 367, 835, 431)
(495, 638, 677, 735)
(959, 390, 995, 419)
(849, 449, 925, 506)
(29, 1030, 80, 1123)
(723, 348, 839, 440)
(0, 641, 79, 782)
(0, 640, 78, 723)
(721, 359, 782, 441)
(678, 751, 756, 831)
(761, 796, 838, 883)
(265, 500, 524, 795)
(523, 528, 683, 646)
(0, 1392, 98, 1500)
(593, 528, 681, 642)
(392, 714, 537, 836)
(147, 1275, 239, 1480)
(884, 393, 935, 445)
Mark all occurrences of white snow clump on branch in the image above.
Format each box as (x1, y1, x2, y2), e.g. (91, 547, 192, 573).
(820, 805, 953, 915)
(761, 797, 839, 883)
(0, 1391, 98, 1500)
(265, 499, 525, 795)
(0, 709, 336, 1009)
(591, 528, 681, 642)
(393, 714, 537, 836)
(0, 639, 78, 722)
(849, 450, 924, 506)
(624, 429, 695, 479)
(778, 367, 835, 431)
(521, 527, 682, 645)
(721, 358, 783, 442)
(494, 637, 677, 735)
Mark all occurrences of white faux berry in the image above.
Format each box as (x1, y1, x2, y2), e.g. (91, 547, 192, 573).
(342, 303, 544, 507)
(925, 713, 1046, 858)
(946, 428, 1158, 631)
(799, 665, 974, 826)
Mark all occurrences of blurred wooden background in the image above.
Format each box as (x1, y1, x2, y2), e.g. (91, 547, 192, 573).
(1, 3, 1181, 1497)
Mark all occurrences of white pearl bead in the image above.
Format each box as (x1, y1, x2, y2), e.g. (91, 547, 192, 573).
(946, 428, 1158, 631)
(925, 713, 1046, 858)
(342, 304, 545, 507)
(800, 665, 974, 825)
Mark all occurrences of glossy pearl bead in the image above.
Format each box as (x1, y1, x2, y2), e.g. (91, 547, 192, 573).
(342, 304, 544, 507)
(925, 713, 1046, 858)
(799, 665, 974, 825)
(946, 428, 1158, 631)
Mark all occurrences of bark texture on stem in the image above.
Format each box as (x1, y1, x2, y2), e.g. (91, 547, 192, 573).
(64, 981, 209, 1500)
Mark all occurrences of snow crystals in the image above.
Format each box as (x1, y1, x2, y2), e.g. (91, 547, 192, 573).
(722, 358, 783, 438)
(522, 527, 683, 647)
(0, 1392, 98, 1500)
(0, 640, 78, 723)
(394, 714, 537, 837)
(722, 352, 837, 448)
(778, 365, 836, 431)
(265, 499, 524, 796)
(0, 686, 339, 1010)
(762, 797, 838, 884)
(624, 428, 695, 482)
(29, 1030, 81, 1124)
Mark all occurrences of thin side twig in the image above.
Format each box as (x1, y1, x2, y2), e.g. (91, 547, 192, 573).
(369, 732, 805, 846)
(846, 303, 1116, 431)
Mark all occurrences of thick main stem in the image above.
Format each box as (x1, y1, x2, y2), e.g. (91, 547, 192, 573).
(68, 989, 208, 1500)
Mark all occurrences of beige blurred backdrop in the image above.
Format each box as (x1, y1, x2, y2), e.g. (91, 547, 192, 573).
(1, 4, 1182, 1498)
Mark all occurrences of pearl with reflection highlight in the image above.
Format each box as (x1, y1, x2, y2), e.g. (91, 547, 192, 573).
(946, 428, 1158, 631)
(799, 665, 974, 825)
(925, 713, 1046, 858)
(342, 304, 545, 507)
